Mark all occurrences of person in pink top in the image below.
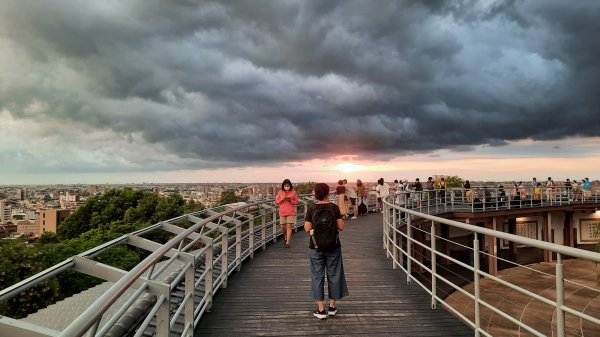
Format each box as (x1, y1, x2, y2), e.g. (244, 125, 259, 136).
(275, 179, 299, 248)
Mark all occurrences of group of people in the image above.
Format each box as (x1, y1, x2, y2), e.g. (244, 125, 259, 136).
(273, 175, 596, 320)
(335, 179, 368, 219)
(377, 177, 447, 208)
(510, 177, 594, 202)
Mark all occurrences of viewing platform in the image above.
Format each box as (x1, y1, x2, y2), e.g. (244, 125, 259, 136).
(194, 212, 472, 336)
(1, 188, 600, 337)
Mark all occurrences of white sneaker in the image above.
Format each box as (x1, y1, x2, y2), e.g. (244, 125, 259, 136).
(351, 216, 357, 219)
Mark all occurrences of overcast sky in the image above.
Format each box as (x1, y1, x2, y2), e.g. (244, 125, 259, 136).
(1, 0, 599, 184)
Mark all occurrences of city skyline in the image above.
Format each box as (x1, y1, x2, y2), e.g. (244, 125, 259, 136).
(1, 1, 599, 184)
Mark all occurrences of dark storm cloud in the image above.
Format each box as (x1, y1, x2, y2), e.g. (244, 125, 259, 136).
(0, 0, 599, 170)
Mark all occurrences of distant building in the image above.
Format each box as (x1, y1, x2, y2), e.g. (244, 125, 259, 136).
(87, 185, 99, 195)
(16, 220, 39, 237)
(15, 188, 26, 200)
(37, 209, 71, 235)
(0, 200, 11, 223)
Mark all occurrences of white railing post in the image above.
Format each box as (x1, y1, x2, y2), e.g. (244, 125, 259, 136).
(249, 214, 255, 258)
(205, 242, 214, 311)
(221, 230, 229, 288)
(399, 210, 405, 268)
(427, 192, 431, 213)
(261, 209, 267, 250)
(392, 207, 398, 269)
(236, 221, 242, 271)
(272, 210, 278, 243)
(383, 203, 388, 250)
(184, 259, 195, 337)
(155, 291, 171, 337)
(406, 214, 412, 285)
(431, 221, 437, 309)
(556, 253, 565, 337)
(473, 234, 481, 337)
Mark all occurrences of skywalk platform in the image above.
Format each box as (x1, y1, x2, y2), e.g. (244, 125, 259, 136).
(194, 213, 472, 336)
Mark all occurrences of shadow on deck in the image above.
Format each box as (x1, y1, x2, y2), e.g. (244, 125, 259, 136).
(194, 213, 472, 336)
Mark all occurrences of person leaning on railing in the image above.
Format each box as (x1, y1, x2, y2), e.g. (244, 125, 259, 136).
(582, 178, 592, 201)
(463, 180, 472, 203)
(411, 178, 422, 208)
(438, 177, 446, 204)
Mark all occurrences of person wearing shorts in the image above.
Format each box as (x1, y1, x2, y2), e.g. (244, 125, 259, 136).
(275, 179, 299, 248)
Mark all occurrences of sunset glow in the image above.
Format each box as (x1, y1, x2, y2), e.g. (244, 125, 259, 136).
(337, 163, 362, 173)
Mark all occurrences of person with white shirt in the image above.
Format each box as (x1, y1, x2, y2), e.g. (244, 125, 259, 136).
(375, 178, 390, 213)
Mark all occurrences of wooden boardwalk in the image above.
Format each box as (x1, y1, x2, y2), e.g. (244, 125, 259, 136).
(195, 213, 472, 336)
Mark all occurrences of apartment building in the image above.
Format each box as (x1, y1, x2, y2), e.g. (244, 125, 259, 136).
(37, 209, 71, 234)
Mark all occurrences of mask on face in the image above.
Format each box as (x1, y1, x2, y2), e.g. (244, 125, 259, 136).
(284, 186, 290, 191)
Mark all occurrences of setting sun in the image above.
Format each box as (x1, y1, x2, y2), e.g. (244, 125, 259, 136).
(337, 163, 362, 172)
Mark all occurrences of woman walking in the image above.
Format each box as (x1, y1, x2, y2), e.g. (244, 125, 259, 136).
(275, 179, 299, 248)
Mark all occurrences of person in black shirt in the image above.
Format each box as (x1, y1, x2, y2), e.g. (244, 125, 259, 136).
(413, 178, 423, 207)
(304, 183, 349, 319)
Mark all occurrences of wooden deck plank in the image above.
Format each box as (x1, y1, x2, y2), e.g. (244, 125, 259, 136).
(195, 213, 472, 336)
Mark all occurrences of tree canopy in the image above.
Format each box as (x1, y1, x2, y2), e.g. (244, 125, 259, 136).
(442, 176, 465, 188)
(294, 182, 317, 195)
(0, 188, 204, 318)
(217, 189, 248, 206)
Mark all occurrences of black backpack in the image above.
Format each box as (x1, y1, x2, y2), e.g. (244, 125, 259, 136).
(310, 204, 339, 251)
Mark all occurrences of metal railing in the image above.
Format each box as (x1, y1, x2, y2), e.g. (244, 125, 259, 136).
(382, 190, 600, 337)
(0, 197, 314, 337)
(391, 185, 600, 214)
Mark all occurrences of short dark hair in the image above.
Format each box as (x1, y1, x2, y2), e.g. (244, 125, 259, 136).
(338, 180, 344, 185)
(314, 183, 330, 201)
(281, 179, 293, 190)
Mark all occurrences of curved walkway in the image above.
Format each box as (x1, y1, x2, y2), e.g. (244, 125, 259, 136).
(194, 213, 472, 336)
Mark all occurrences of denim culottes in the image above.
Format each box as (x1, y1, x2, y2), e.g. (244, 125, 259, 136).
(308, 246, 349, 301)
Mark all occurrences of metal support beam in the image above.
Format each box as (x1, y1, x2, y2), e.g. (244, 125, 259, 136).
(72, 256, 169, 295)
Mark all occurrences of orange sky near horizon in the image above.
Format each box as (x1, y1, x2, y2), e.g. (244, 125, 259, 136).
(3, 137, 599, 185)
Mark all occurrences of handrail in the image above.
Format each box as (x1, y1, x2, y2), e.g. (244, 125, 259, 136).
(58, 199, 271, 337)
(381, 192, 600, 337)
(0, 194, 305, 337)
(390, 200, 600, 262)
